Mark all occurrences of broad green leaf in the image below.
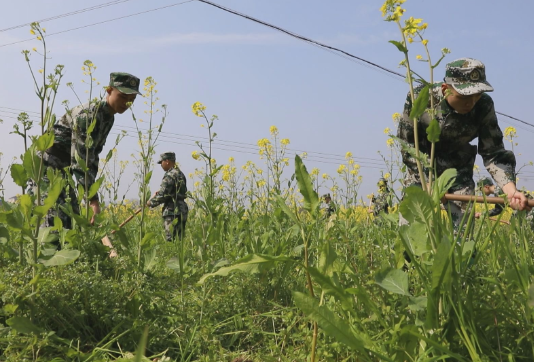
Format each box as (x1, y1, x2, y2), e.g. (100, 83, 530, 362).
(294, 155, 319, 216)
(7, 316, 43, 334)
(10, 164, 28, 187)
(198, 254, 294, 284)
(6, 210, 23, 230)
(88, 177, 104, 200)
(0, 226, 10, 243)
(408, 296, 427, 312)
(400, 222, 430, 257)
(34, 179, 63, 217)
(19, 194, 32, 219)
(140, 232, 155, 247)
(87, 117, 97, 135)
(318, 242, 337, 276)
(144, 171, 153, 185)
(432, 168, 457, 205)
(104, 148, 114, 163)
(293, 291, 366, 352)
(35, 133, 54, 152)
(389, 40, 408, 53)
(374, 267, 410, 296)
(23, 147, 41, 180)
(74, 152, 88, 173)
(409, 85, 430, 120)
(37, 227, 58, 245)
(426, 118, 440, 143)
(432, 238, 452, 290)
(41, 250, 80, 267)
(166, 257, 181, 271)
(399, 186, 434, 225)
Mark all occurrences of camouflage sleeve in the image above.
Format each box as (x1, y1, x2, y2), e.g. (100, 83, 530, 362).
(70, 105, 102, 201)
(477, 96, 516, 189)
(149, 173, 173, 207)
(488, 204, 504, 217)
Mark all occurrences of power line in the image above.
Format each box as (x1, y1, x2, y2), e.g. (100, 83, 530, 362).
(1, 0, 532, 129)
(195, 0, 534, 130)
(0, 0, 196, 48)
(0, 0, 136, 33)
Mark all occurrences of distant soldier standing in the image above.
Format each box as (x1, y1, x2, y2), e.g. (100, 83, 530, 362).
(147, 152, 189, 241)
(397, 58, 530, 229)
(370, 178, 392, 217)
(322, 193, 336, 217)
(39, 72, 140, 228)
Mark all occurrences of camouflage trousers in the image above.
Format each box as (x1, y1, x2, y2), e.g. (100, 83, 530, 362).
(163, 213, 188, 241)
(28, 174, 79, 230)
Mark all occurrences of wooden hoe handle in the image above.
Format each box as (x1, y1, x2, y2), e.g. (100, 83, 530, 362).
(443, 194, 534, 207)
(111, 208, 142, 234)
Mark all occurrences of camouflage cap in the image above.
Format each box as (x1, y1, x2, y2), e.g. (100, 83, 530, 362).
(109, 72, 141, 95)
(322, 193, 331, 199)
(476, 177, 494, 188)
(157, 152, 176, 164)
(444, 58, 494, 96)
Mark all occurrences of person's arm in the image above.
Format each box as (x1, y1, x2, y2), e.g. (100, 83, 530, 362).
(477, 96, 529, 211)
(148, 174, 172, 207)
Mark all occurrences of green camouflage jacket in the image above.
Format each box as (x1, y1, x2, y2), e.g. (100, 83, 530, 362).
(43, 100, 114, 201)
(397, 85, 516, 190)
(149, 167, 188, 217)
(372, 190, 391, 217)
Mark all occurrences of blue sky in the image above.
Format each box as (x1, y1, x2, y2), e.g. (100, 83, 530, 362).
(0, 0, 533, 202)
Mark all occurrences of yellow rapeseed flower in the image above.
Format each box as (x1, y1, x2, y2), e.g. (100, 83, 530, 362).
(386, 138, 395, 148)
(383, 127, 391, 134)
(422, 39, 428, 46)
(270, 125, 278, 136)
(229, 157, 234, 162)
(322, 173, 329, 179)
(192, 101, 206, 117)
(337, 164, 346, 174)
(384, 172, 391, 179)
(32, 47, 36, 52)
(280, 138, 290, 146)
(392, 112, 401, 121)
(345, 151, 353, 159)
(191, 151, 200, 160)
(30, 29, 35, 35)
(38, 69, 43, 74)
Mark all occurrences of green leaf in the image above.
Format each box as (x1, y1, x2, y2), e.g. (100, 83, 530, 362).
(41, 250, 80, 267)
(308, 267, 353, 308)
(0, 226, 10, 243)
(133, 326, 149, 362)
(275, 195, 299, 225)
(408, 296, 427, 312)
(409, 85, 430, 120)
(34, 178, 63, 217)
(35, 133, 54, 152)
(140, 232, 155, 247)
(432, 238, 452, 290)
(104, 149, 114, 163)
(143, 171, 153, 185)
(389, 40, 408, 53)
(294, 155, 319, 217)
(198, 254, 294, 284)
(166, 257, 181, 271)
(401, 222, 430, 257)
(426, 118, 441, 143)
(318, 242, 337, 276)
(19, 194, 32, 219)
(399, 186, 434, 225)
(10, 164, 28, 187)
(6, 316, 43, 334)
(88, 177, 104, 200)
(375, 267, 410, 296)
(293, 291, 366, 352)
(74, 152, 88, 173)
(23, 147, 42, 181)
(432, 168, 457, 205)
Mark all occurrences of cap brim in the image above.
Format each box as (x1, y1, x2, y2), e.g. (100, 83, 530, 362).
(451, 81, 494, 96)
(115, 86, 141, 95)
(157, 160, 162, 164)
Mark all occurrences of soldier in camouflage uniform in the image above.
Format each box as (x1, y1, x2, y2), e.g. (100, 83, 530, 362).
(475, 177, 504, 218)
(370, 178, 392, 217)
(38, 72, 140, 229)
(147, 152, 189, 241)
(397, 58, 530, 229)
(322, 193, 336, 217)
